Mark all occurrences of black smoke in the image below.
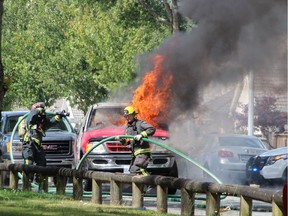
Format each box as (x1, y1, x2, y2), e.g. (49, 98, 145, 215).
(151, 0, 287, 118)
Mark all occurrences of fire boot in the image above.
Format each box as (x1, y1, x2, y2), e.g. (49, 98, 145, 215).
(36, 174, 46, 193)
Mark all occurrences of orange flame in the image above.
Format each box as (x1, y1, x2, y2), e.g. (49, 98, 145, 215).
(131, 54, 173, 127)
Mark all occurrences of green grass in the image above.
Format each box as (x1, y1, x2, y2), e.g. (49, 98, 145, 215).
(0, 189, 176, 216)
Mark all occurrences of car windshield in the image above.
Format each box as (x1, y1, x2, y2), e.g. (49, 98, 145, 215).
(4, 116, 20, 133)
(219, 137, 264, 148)
(88, 107, 126, 129)
(46, 115, 72, 132)
(4, 114, 72, 134)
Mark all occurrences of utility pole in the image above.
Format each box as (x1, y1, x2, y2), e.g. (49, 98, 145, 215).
(248, 70, 254, 136)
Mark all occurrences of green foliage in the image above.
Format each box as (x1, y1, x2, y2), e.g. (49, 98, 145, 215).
(2, 0, 171, 112)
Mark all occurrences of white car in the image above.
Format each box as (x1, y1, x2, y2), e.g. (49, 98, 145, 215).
(246, 147, 288, 185)
(201, 134, 268, 185)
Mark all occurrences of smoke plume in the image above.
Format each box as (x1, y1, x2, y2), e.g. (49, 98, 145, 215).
(148, 0, 287, 119)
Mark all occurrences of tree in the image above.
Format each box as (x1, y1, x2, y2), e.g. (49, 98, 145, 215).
(0, 0, 4, 115)
(138, 0, 181, 33)
(235, 96, 288, 139)
(1, 0, 171, 113)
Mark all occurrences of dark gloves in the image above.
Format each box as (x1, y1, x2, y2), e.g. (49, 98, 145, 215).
(114, 136, 128, 145)
(56, 110, 70, 118)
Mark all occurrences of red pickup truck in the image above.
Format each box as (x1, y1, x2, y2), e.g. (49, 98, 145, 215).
(76, 102, 178, 193)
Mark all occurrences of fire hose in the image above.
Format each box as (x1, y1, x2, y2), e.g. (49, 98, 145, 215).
(11, 116, 224, 196)
(76, 135, 223, 184)
(10, 111, 60, 188)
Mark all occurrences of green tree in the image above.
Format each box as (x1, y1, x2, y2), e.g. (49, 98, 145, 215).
(0, 0, 4, 115)
(1, 0, 171, 113)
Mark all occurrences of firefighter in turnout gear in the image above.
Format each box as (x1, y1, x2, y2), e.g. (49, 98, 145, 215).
(121, 106, 155, 176)
(22, 102, 64, 191)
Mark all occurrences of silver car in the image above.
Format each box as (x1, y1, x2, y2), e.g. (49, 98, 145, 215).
(201, 134, 268, 185)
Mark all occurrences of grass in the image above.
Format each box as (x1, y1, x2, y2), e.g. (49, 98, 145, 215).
(0, 189, 176, 216)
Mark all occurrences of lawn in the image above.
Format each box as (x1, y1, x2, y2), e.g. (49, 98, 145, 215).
(0, 189, 175, 216)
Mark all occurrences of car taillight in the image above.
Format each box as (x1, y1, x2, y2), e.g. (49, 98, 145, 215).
(218, 150, 234, 158)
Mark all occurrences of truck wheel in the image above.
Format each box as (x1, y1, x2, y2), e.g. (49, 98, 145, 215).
(80, 158, 92, 191)
(83, 179, 92, 191)
(167, 162, 178, 195)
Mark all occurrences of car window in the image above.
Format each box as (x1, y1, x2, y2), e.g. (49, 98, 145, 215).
(4, 116, 20, 133)
(4, 114, 73, 134)
(219, 137, 264, 148)
(46, 115, 72, 132)
(88, 107, 126, 129)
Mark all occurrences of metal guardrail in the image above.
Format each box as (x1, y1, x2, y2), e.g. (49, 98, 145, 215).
(0, 163, 284, 216)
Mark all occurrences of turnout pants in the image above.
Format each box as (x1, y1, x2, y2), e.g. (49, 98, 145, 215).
(129, 153, 150, 176)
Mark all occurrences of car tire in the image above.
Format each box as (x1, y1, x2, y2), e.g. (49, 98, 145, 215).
(83, 179, 92, 191)
(203, 163, 212, 181)
(167, 162, 178, 195)
(79, 157, 92, 191)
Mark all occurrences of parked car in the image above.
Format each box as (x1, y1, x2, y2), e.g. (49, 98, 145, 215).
(201, 133, 268, 185)
(246, 147, 288, 186)
(76, 102, 178, 193)
(0, 111, 77, 183)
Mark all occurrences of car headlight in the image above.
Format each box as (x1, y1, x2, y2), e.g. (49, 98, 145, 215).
(86, 142, 106, 153)
(266, 154, 288, 166)
(7, 140, 22, 153)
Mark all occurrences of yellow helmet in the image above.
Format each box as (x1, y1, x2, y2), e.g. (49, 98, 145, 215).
(123, 106, 137, 116)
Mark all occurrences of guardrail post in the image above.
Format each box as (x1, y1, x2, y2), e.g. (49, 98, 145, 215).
(240, 195, 252, 216)
(22, 171, 32, 191)
(157, 185, 168, 213)
(56, 175, 67, 195)
(206, 192, 220, 216)
(181, 188, 195, 216)
(132, 182, 143, 209)
(9, 170, 18, 190)
(272, 200, 284, 216)
(110, 179, 122, 205)
(92, 179, 102, 204)
(73, 177, 83, 200)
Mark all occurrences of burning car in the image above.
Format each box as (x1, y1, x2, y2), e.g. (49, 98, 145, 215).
(76, 102, 178, 193)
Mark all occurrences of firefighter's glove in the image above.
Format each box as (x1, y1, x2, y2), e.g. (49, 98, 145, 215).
(55, 110, 69, 121)
(114, 136, 126, 145)
(120, 139, 127, 145)
(134, 134, 143, 141)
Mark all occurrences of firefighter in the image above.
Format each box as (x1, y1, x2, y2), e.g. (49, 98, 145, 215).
(120, 106, 155, 176)
(22, 102, 64, 191)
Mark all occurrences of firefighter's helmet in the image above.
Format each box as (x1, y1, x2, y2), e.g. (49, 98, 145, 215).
(31, 102, 45, 110)
(123, 106, 137, 116)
